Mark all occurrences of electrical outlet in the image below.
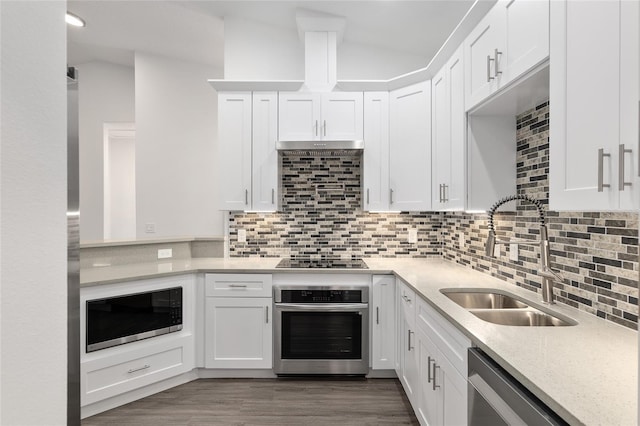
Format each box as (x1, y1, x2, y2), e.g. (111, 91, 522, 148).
(145, 223, 156, 233)
(458, 233, 465, 248)
(237, 229, 247, 243)
(509, 243, 519, 261)
(157, 248, 172, 259)
(408, 229, 418, 244)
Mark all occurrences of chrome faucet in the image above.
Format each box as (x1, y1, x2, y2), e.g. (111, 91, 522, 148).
(484, 195, 562, 304)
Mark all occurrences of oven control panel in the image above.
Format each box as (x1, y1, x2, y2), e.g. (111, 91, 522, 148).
(279, 289, 363, 303)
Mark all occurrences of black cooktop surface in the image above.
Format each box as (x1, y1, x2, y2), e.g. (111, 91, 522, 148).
(276, 257, 368, 269)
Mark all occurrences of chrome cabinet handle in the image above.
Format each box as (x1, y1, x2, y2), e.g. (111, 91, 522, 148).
(439, 184, 443, 203)
(323, 120, 327, 137)
(315, 120, 318, 136)
(402, 294, 411, 303)
(597, 148, 611, 192)
(390, 188, 394, 205)
(444, 184, 449, 202)
(427, 356, 434, 383)
(432, 362, 440, 390)
(127, 364, 150, 374)
(228, 283, 247, 288)
(265, 306, 269, 324)
(271, 188, 275, 204)
(376, 306, 379, 324)
(487, 55, 494, 82)
(367, 188, 370, 205)
(245, 189, 249, 205)
(619, 144, 633, 191)
(407, 330, 414, 351)
(494, 49, 503, 77)
(638, 101, 639, 177)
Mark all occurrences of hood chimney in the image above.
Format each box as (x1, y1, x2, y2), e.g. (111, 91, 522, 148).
(296, 9, 346, 92)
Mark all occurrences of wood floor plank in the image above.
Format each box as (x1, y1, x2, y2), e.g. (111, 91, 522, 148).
(82, 378, 419, 425)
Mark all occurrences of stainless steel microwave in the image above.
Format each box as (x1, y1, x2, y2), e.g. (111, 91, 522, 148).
(86, 287, 183, 352)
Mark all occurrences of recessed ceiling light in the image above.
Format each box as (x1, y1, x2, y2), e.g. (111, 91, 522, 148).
(66, 12, 85, 27)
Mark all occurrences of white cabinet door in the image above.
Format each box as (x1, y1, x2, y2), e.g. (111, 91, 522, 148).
(363, 92, 390, 211)
(431, 46, 465, 211)
(400, 314, 419, 406)
(501, 0, 549, 83)
(321, 92, 364, 140)
(371, 275, 395, 370)
(464, 7, 503, 109)
(389, 81, 432, 211)
(252, 92, 278, 211)
(205, 297, 272, 369)
(278, 93, 321, 141)
(218, 92, 252, 210)
(549, 0, 639, 210)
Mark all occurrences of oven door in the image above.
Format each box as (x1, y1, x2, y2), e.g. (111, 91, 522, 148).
(274, 303, 369, 375)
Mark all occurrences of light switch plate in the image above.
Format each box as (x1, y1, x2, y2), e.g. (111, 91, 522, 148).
(145, 223, 156, 233)
(158, 248, 172, 259)
(237, 229, 247, 243)
(509, 243, 518, 261)
(408, 229, 418, 244)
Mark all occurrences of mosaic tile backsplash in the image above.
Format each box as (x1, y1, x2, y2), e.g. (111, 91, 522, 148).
(229, 101, 639, 329)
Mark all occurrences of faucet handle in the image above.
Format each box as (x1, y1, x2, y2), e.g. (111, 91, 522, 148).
(539, 266, 564, 282)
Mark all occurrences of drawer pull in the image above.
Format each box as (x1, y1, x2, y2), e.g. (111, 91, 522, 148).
(597, 148, 611, 192)
(427, 356, 434, 383)
(228, 284, 248, 288)
(432, 362, 441, 390)
(127, 364, 150, 374)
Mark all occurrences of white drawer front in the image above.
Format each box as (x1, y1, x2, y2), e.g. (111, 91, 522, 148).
(205, 273, 272, 297)
(82, 337, 193, 406)
(398, 279, 416, 325)
(416, 297, 471, 378)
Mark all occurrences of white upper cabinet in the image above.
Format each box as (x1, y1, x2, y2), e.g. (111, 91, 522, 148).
(432, 46, 465, 211)
(363, 92, 390, 211)
(251, 92, 279, 211)
(218, 92, 252, 211)
(218, 92, 279, 212)
(465, 0, 549, 110)
(549, 0, 639, 210)
(278, 92, 363, 142)
(389, 81, 432, 212)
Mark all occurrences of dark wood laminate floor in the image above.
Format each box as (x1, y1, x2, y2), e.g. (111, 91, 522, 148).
(82, 378, 419, 425)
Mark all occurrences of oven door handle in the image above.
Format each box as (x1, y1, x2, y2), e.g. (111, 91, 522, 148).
(274, 303, 368, 311)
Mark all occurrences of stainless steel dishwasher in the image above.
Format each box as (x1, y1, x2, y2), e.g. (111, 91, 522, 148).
(468, 348, 568, 425)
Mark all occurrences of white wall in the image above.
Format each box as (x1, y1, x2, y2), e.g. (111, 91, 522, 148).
(78, 62, 135, 241)
(135, 53, 222, 238)
(0, 1, 67, 423)
(223, 17, 426, 81)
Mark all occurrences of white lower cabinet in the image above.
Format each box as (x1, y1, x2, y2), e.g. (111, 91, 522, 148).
(396, 278, 471, 425)
(80, 275, 196, 408)
(371, 275, 395, 370)
(204, 274, 273, 369)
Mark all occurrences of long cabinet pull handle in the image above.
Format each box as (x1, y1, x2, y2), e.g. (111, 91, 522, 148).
(619, 144, 633, 191)
(432, 363, 441, 390)
(367, 188, 370, 205)
(597, 148, 611, 192)
(376, 307, 379, 324)
(444, 184, 449, 202)
(271, 188, 275, 204)
(407, 329, 412, 351)
(229, 283, 248, 288)
(427, 356, 434, 383)
(487, 55, 494, 82)
(390, 188, 394, 205)
(127, 364, 150, 374)
(438, 184, 443, 203)
(265, 306, 269, 324)
(323, 120, 327, 137)
(315, 120, 318, 136)
(494, 49, 503, 77)
(245, 189, 249, 205)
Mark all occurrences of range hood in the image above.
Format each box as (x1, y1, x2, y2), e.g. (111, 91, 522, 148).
(277, 140, 364, 156)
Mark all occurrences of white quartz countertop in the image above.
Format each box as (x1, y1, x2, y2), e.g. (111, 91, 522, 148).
(80, 257, 637, 425)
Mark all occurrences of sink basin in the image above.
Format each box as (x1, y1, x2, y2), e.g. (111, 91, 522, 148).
(441, 289, 529, 309)
(470, 309, 577, 327)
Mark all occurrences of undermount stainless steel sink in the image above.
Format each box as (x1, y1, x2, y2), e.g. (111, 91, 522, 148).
(442, 290, 529, 309)
(440, 288, 577, 327)
(470, 309, 577, 327)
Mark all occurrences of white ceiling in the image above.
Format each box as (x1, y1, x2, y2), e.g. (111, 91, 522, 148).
(67, 0, 475, 70)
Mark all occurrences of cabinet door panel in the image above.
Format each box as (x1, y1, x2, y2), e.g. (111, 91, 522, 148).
(363, 92, 390, 211)
(205, 298, 272, 369)
(219, 93, 252, 210)
(465, 9, 502, 109)
(447, 52, 465, 210)
(432, 69, 450, 209)
(549, 0, 619, 210)
(278, 93, 321, 141)
(503, 0, 549, 82)
(389, 82, 432, 211)
(322, 92, 364, 140)
(372, 275, 395, 370)
(252, 92, 278, 211)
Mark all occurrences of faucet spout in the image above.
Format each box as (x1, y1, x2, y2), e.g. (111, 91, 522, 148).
(485, 195, 558, 304)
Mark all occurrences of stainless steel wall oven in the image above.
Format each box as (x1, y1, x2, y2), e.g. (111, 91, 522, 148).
(274, 283, 369, 375)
